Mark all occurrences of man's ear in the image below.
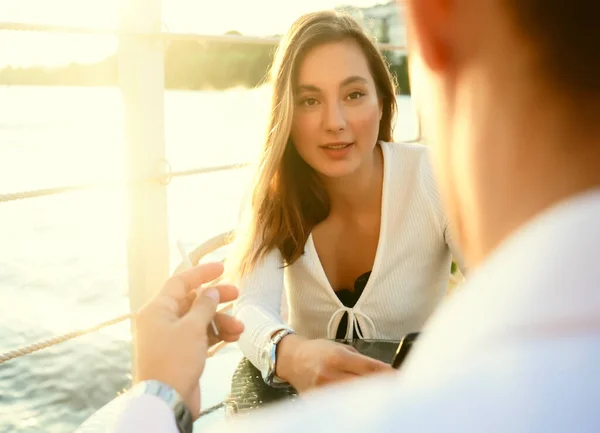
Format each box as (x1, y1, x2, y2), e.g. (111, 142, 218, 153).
(401, 0, 454, 72)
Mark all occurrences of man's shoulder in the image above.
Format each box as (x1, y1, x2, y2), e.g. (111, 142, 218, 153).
(212, 338, 600, 433)
(401, 336, 600, 431)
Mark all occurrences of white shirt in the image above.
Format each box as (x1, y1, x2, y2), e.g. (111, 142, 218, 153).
(80, 188, 600, 432)
(234, 141, 463, 369)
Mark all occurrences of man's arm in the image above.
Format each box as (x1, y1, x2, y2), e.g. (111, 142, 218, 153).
(75, 262, 243, 432)
(76, 392, 179, 433)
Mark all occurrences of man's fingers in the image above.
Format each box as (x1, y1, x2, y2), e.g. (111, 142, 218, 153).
(199, 284, 239, 305)
(178, 283, 239, 317)
(213, 313, 244, 334)
(182, 287, 220, 329)
(208, 314, 244, 345)
(208, 330, 242, 347)
(183, 262, 224, 287)
(161, 262, 225, 302)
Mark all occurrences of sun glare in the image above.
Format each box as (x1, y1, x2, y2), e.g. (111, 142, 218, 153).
(0, 0, 123, 67)
(0, 0, 381, 66)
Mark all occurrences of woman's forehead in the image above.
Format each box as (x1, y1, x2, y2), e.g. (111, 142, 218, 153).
(295, 39, 374, 89)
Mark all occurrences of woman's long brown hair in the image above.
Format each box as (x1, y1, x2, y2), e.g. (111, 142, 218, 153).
(228, 10, 398, 280)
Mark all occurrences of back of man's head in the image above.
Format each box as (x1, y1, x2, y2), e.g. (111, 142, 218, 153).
(402, 0, 600, 267)
(505, 1, 600, 100)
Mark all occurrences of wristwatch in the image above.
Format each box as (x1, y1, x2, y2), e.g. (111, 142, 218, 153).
(129, 380, 193, 433)
(260, 328, 294, 387)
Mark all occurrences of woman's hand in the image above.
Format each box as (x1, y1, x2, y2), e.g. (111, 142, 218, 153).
(275, 335, 393, 393)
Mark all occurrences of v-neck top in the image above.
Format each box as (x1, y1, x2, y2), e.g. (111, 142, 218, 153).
(233, 141, 465, 371)
(334, 271, 372, 339)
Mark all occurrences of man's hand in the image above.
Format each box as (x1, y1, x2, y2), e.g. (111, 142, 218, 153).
(134, 262, 244, 418)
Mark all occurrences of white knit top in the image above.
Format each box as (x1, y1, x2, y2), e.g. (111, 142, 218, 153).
(233, 141, 463, 370)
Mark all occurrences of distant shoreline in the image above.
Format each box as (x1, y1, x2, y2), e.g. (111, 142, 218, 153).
(0, 81, 411, 95)
(0, 38, 411, 95)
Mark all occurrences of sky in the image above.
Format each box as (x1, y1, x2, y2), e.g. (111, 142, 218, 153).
(0, 0, 384, 67)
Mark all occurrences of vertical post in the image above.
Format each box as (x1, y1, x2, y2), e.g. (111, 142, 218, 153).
(118, 0, 169, 376)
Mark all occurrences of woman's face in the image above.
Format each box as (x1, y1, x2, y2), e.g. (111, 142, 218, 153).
(290, 39, 383, 179)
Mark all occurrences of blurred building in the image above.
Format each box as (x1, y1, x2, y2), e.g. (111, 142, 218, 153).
(336, 1, 406, 62)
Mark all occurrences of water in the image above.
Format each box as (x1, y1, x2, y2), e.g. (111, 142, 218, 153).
(0, 85, 417, 432)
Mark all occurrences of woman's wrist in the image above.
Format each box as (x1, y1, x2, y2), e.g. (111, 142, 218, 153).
(275, 333, 304, 381)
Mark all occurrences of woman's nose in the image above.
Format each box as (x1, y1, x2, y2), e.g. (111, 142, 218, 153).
(323, 101, 347, 132)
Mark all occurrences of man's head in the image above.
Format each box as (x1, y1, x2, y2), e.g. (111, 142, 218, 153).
(401, 0, 600, 267)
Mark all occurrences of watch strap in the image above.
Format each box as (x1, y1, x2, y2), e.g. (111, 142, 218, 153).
(130, 380, 193, 433)
(262, 328, 294, 387)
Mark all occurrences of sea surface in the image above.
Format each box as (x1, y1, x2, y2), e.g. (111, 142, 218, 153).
(0, 84, 417, 432)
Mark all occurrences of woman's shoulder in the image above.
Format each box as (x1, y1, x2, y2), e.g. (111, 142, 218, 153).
(381, 139, 428, 151)
(380, 140, 433, 177)
(381, 139, 430, 159)
(381, 140, 444, 216)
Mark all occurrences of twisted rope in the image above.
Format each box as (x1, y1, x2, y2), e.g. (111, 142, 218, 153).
(0, 162, 251, 204)
(0, 309, 232, 419)
(0, 313, 134, 365)
(0, 302, 234, 365)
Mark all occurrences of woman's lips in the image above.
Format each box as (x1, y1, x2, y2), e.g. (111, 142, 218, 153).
(319, 142, 354, 159)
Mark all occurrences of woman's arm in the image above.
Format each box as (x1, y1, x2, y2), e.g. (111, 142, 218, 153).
(420, 149, 468, 276)
(233, 248, 293, 369)
(232, 248, 392, 392)
(443, 220, 467, 276)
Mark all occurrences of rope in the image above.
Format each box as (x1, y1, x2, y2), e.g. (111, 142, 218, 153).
(0, 181, 124, 203)
(0, 162, 251, 204)
(0, 301, 233, 365)
(0, 308, 230, 417)
(0, 313, 134, 365)
(198, 401, 226, 417)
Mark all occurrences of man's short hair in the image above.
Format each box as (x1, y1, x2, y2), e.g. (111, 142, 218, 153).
(505, 0, 600, 97)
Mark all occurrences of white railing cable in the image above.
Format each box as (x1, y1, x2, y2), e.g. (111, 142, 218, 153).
(0, 313, 133, 365)
(0, 302, 234, 365)
(0, 162, 251, 204)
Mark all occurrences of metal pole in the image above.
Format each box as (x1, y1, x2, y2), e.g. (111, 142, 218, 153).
(118, 0, 169, 376)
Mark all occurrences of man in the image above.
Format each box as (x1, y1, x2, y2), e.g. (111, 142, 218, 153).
(79, 0, 600, 431)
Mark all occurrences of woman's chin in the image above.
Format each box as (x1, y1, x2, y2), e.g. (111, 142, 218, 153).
(314, 161, 361, 180)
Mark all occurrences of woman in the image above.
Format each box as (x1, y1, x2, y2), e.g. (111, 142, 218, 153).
(227, 10, 464, 393)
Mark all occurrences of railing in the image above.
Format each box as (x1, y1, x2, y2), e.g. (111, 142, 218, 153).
(0, 229, 235, 365)
(0, 163, 251, 204)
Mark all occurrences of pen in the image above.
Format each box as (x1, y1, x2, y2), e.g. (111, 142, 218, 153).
(177, 240, 219, 337)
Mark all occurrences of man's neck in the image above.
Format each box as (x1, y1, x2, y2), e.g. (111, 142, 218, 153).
(470, 106, 600, 267)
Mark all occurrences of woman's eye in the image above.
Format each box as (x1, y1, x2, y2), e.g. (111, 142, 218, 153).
(301, 97, 319, 106)
(347, 91, 365, 100)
